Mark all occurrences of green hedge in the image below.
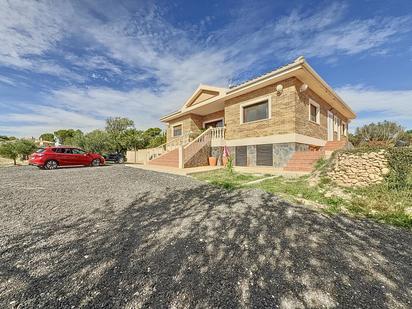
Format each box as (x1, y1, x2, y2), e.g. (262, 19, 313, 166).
(386, 147, 412, 189)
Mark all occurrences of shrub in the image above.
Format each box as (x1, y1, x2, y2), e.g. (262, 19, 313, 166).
(0, 142, 19, 165)
(386, 147, 412, 189)
(15, 140, 37, 160)
(226, 156, 234, 174)
(354, 121, 407, 147)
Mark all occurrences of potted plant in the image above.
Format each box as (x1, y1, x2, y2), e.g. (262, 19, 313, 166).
(208, 156, 217, 166)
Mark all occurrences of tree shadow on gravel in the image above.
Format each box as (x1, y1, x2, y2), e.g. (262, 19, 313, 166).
(1, 184, 412, 308)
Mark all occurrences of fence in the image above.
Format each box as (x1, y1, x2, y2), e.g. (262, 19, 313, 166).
(126, 149, 148, 164)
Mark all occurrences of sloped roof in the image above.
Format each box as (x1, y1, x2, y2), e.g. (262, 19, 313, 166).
(183, 85, 227, 108)
(161, 57, 356, 122)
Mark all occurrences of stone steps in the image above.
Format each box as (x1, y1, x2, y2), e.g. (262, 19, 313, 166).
(323, 140, 347, 151)
(284, 150, 324, 172)
(148, 149, 179, 168)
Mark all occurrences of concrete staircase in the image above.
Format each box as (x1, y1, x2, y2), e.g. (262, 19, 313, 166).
(323, 140, 347, 152)
(148, 149, 179, 168)
(147, 128, 214, 169)
(284, 140, 348, 172)
(283, 150, 325, 172)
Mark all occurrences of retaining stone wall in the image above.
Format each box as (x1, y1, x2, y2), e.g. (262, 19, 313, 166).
(327, 150, 389, 187)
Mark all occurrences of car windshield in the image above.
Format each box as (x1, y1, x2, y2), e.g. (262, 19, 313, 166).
(36, 148, 46, 153)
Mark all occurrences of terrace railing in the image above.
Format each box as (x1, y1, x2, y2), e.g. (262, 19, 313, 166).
(210, 127, 225, 141)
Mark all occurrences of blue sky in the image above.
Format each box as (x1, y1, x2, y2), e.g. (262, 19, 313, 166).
(0, 0, 411, 137)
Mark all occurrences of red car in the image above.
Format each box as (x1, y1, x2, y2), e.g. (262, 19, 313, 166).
(29, 146, 105, 170)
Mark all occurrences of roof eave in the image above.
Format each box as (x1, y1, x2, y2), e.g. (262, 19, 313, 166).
(301, 62, 356, 119)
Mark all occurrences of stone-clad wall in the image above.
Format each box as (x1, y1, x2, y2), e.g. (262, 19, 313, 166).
(211, 143, 308, 168)
(327, 150, 390, 187)
(224, 78, 298, 140)
(166, 114, 203, 141)
(273, 143, 309, 168)
(184, 145, 211, 168)
(294, 79, 349, 141)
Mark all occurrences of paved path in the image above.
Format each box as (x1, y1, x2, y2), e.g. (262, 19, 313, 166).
(0, 165, 411, 308)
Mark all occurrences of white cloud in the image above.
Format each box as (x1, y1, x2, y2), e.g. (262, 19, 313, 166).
(0, 75, 16, 86)
(337, 86, 412, 129)
(0, 1, 411, 137)
(0, 1, 70, 66)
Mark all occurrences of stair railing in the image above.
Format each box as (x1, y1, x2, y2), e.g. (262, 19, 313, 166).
(146, 131, 193, 161)
(183, 127, 212, 164)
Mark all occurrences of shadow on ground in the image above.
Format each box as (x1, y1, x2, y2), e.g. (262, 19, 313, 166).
(1, 182, 411, 308)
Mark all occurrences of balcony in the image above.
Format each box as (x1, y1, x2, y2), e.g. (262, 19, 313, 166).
(210, 127, 225, 147)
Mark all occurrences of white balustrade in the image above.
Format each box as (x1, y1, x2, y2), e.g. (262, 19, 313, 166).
(210, 127, 225, 140)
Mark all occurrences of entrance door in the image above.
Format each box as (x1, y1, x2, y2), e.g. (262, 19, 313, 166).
(327, 111, 334, 141)
(204, 119, 224, 129)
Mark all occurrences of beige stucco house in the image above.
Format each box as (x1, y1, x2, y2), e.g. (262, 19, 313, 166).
(149, 57, 356, 171)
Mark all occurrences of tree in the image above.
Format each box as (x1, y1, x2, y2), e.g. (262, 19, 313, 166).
(64, 130, 85, 148)
(83, 130, 111, 154)
(0, 136, 16, 142)
(54, 129, 77, 144)
(123, 129, 145, 150)
(15, 140, 37, 160)
(105, 117, 134, 135)
(39, 133, 55, 142)
(348, 133, 361, 147)
(143, 127, 162, 138)
(105, 117, 134, 152)
(354, 121, 407, 146)
(0, 142, 19, 165)
(146, 132, 166, 148)
(406, 129, 412, 145)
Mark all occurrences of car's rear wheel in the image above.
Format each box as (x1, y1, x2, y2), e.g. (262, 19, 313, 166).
(91, 159, 100, 167)
(44, 160, 58, 170)
(117, 157, 124, 164)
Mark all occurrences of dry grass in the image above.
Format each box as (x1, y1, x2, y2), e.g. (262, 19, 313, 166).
(0, 157, 27, 167)
(193, 169, 412, 229)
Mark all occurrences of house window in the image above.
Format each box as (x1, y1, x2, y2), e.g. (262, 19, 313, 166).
(242, 100, 269, 123)
(333, 116, 338, 132)
(172, 124, 182, 137)
(309, 100, 320, 124)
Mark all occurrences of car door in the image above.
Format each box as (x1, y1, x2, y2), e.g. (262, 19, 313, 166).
(72, 148, 91, 165)
(53, 148, 72, 166)
(50, 148, 67, 165)
(61, 148, 77, 165)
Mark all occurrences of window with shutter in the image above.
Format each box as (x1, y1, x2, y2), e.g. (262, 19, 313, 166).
(235, 146, 247, 166)
(256, 144, 273, 166)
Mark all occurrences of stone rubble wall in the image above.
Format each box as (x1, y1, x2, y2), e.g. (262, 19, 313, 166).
(327, 150, 390, 187)
(184, 145, 211, 168)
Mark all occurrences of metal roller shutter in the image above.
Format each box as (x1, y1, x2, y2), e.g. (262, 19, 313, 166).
(256, 144, 273, 166)
(235, 146, 247, 166)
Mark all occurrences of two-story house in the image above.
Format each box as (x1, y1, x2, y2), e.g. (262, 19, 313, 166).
(148, 56, 356, 171)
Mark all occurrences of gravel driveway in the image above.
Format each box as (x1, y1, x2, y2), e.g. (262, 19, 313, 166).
(0, 165, 411, 308)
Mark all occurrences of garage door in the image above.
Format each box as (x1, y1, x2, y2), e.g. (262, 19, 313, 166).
(235, 146, 247, 166)
(256, 144, 273, 166)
